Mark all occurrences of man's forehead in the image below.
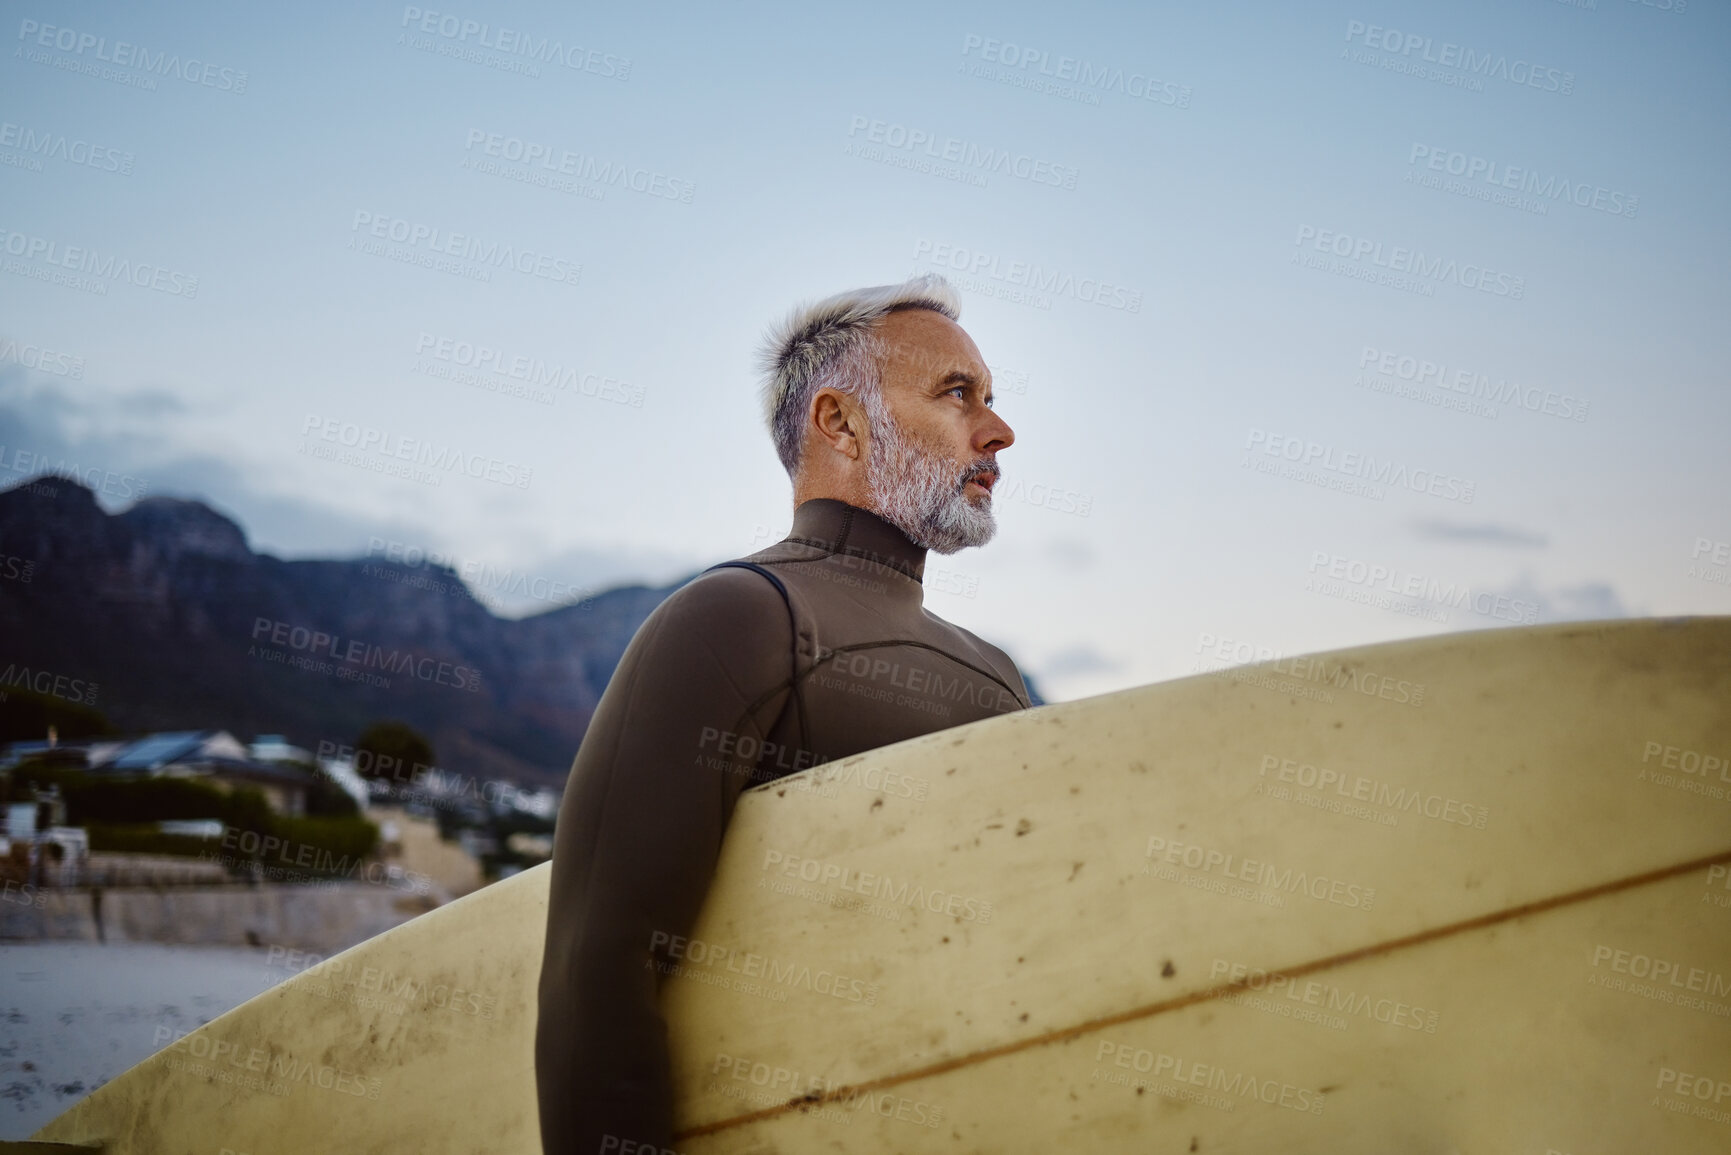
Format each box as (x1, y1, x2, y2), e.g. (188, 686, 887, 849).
(878, 309, 990, 385)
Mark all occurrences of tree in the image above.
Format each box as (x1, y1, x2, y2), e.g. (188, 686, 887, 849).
(0, 687, 117, 744)
(304, 771, 360, 817)
(353, 720, 435, 786)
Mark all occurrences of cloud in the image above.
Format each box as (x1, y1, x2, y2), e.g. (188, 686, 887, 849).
(115, 389, 189, 419)
(1410, 519, 1548, 548)
(0, 372, 703, 601)
(1037, 645, 1122, 679)
(1489, 572, 1633, 623)
(0, 374, 389, 552)
(468, 541, 704, 619)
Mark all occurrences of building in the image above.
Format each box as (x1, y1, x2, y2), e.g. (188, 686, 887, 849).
(1, 784, 89, 887)
(90, 731, 312, 816)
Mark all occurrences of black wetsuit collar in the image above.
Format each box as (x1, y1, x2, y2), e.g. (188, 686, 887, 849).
(787, 499, 927, 582)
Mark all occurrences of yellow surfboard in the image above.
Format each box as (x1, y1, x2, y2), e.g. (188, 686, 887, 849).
(31, 618, 1731, 1153)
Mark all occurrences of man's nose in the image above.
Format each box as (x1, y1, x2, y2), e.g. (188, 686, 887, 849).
(978, 409, 1015, 454)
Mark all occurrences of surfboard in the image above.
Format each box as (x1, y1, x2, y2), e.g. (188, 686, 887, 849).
(28, 618, 1731, 1154)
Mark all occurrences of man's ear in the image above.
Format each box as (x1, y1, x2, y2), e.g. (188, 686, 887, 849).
(809, 388, 864, 462)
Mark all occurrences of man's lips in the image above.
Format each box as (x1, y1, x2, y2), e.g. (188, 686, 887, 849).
(965, 469, 999, 495)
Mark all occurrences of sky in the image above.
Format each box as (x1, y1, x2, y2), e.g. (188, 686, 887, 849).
(1, 0, 1727, 702)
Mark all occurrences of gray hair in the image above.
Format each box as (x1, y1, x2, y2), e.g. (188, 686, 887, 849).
(757, 274, 961, 477)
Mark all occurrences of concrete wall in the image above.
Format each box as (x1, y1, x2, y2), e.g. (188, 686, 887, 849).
(370, 806, 484, 898)
(0, 883, 439, 954)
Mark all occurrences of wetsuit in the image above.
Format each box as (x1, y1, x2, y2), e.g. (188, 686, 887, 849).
(535, 498, 1030, 1153)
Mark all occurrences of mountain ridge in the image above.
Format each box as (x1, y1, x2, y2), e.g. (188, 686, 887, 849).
(0, 476, 678, 788)
(0, 477, 1042, 789)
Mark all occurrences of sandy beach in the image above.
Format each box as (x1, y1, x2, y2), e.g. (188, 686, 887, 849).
(0, 941, 282, 1140)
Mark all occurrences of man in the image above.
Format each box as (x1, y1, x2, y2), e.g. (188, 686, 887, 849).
(535, 274, 1030, 1153)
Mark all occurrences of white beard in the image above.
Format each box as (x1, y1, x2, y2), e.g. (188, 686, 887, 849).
(864, 403, 997, 555)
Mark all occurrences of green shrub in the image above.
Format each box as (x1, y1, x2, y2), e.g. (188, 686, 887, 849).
(264, 813, 380, 864)
(303, 771, 359, 817)
(354, 720, 435, 784)
(0, 688, 116, 744)
(86, 823, 222, 859)
(5, 764, 378, 871)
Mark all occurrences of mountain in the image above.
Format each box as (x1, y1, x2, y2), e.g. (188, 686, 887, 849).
(0, 478, 1044, 790)
(0, 477, 678, 789)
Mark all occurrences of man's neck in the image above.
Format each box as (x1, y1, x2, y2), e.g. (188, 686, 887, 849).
(786, 498, 926, 582)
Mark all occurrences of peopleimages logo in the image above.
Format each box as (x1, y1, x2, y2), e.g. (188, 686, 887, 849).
(913, 239, 1142, 312)
(348, 211, 580, 287)
(1244, 428, 1476, 505)
(1144, 834, 1377, 910)
(151, 1026, 380, 1100)
(649, 931, 880, 1007)
(263, 944, 497, 1019)
(1342, 20, 1574, 95)
(845, 115, 1079, 190)
(1407, 145, 1637, 219)
(1590, 944, 1730, 997)
(1092, 1039, 1327, 1114)
(0, 551, 34, 584)
(1689, 537, 1731, 589)
(249, 615, 483, 693)
(413, 331, 645, 408)
(398, 7, 631, 79)
(959, 34, 1191, 108)
(1306, 550, 1536, 625)
(1192, 631, 1427, 708)
(1653, 1068, 1731, 1128)
(462, 129, 694, 202)
(0, 226, 200, 297)
(0, 447, 148, 500)
(1294, 225, 1525, 299)
(16, 18, 250, 93)
(0, 336, 84, 379)
(1256, 753, 1491, 829)
(1210, 958, 1440, 1034)
(0, 120, 134, 174)
(0, 663, 98, 706)
(365, 536, 598, 612)
(1357, 346, 1588, 422)
(299, 413, 534, 489)
(710, 1052, 945, 1129)
(761, 849, 993, 922)
(312, 741, 543, 814)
